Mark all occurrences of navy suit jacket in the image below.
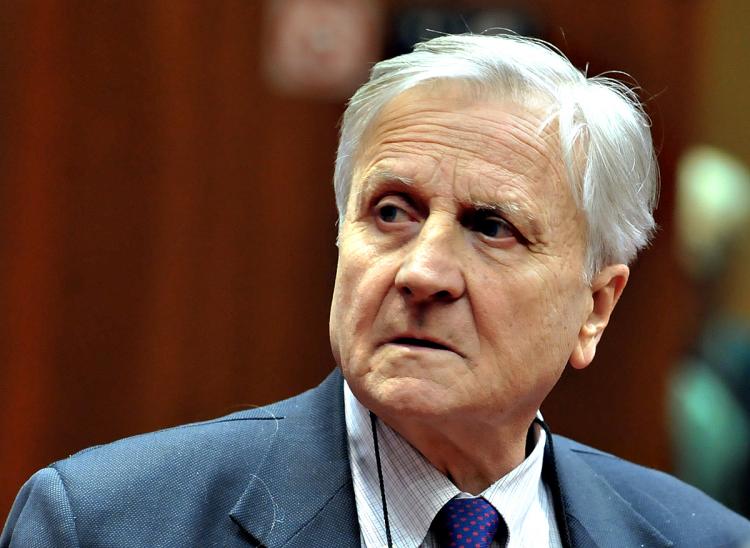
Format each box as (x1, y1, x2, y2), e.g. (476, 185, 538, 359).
(3, 369, 750, 547)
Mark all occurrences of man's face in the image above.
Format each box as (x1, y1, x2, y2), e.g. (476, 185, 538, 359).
(330, 84, 601, 427)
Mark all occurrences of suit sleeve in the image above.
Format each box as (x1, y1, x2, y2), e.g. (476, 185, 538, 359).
(1, 467, 81, 548)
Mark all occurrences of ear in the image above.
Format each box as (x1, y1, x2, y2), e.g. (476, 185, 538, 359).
(569, 264, 629, 370)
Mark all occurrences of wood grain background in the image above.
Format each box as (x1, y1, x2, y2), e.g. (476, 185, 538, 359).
(1, 0, 707, 515)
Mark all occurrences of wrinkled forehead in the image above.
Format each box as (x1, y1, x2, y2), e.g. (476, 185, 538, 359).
(352, 81, 569, 196)
(354, 79, 563, 170)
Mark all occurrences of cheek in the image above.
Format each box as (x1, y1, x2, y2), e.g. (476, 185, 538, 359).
(476, 269, 583, 368)
(470, 277, 532, 380)
(533, 274, 588, 361)
(329, 241, 397, 363)
(329, 257, 363, 363)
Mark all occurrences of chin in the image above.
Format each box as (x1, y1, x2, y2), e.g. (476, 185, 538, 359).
(359, 373, 457, 420)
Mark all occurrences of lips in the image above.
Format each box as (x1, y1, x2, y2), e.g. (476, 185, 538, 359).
(386, 335, 462, 356)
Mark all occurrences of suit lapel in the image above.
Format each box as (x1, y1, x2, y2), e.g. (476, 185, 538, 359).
(546, 433, 673, 548)
(229, 369, 360, 547)
(230, 374, 675, 547)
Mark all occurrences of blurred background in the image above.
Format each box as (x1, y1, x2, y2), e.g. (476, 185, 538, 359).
(1, 0, 749, 518)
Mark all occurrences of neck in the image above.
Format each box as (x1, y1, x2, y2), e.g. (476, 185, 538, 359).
(380, 412, 535, 494)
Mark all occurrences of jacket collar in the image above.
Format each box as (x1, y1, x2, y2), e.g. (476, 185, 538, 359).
(229, 368, 360, 547)
(545, 429, 673, 548)
(229, 370, 674, 548)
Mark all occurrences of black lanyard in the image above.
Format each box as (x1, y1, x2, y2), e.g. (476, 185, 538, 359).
(369, 411, 394, 548)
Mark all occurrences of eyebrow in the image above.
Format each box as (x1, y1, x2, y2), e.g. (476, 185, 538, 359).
(359, 169, 414, 193)
(352, 169, 414, 208)
(469, 199, 527, 220)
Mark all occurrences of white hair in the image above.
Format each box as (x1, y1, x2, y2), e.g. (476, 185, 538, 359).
(333, 33, 659, 280)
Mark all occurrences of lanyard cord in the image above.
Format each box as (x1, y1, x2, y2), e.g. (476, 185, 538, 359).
(534, 417, 572, 548)
(369, 411, 394, 548)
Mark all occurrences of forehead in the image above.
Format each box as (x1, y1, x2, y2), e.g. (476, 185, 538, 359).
(352, 83, 583, 235)
(357, 84, 564, 185)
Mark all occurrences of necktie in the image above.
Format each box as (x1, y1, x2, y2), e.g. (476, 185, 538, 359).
(433, 497, 504, 548)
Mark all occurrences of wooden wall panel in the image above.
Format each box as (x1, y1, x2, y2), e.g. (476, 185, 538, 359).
(1, 0, 71, 506)
(1, 0, 703, 514)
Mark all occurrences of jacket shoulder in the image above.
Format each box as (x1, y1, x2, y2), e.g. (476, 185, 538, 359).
(55, 388, 304, 482)
(553, 435, 750, 543)
(2, 376, 337, 547)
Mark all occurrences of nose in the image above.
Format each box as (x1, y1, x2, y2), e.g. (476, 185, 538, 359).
(394, 217, 466, 303)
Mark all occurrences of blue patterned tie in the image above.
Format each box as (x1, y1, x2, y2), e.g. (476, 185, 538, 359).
(433, 497, 503, 548)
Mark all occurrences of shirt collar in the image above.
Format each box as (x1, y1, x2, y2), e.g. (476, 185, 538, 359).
(344, 380, 549, 547)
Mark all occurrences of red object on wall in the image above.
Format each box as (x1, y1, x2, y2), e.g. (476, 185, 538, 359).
(263, 0, 382, 99)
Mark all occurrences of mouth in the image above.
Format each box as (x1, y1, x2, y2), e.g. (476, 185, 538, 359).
(387, 336, 461, 356)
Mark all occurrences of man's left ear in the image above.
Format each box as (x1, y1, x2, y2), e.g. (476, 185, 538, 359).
(569, 264, 630, 370)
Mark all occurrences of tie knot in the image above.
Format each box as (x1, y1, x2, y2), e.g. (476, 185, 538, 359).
(433, 497, 501, 548)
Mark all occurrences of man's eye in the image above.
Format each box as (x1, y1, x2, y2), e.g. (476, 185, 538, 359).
(475, 216, 514, 239)
(376, 202, 411, 223)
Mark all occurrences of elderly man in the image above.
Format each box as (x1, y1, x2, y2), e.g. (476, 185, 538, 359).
(3, 34, 749, 547)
